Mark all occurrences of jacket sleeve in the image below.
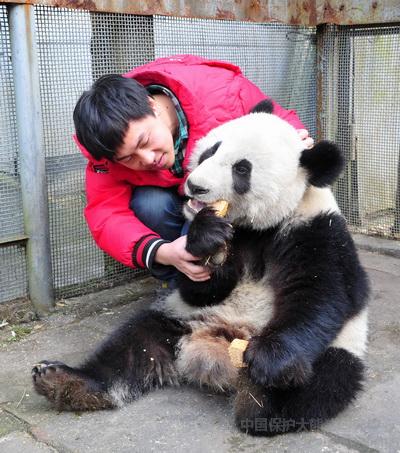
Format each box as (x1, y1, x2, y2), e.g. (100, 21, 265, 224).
(84, 166, 169, 270)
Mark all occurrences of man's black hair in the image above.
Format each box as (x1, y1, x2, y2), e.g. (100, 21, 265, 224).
(73, 74, 154, 161)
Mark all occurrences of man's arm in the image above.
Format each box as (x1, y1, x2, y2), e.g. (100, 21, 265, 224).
(85, 166, 163, 269)
(85, 166, 210, 280)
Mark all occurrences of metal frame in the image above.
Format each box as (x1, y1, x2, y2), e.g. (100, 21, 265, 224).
(0, 1, 399, 26)
(8, 4, 55, 313)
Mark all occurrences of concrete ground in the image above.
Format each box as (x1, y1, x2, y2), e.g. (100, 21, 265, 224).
(0, 249, 399, 453)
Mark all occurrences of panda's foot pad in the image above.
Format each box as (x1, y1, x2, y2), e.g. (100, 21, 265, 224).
(32, 360, 113, 411)
(32, 360, 80, 397)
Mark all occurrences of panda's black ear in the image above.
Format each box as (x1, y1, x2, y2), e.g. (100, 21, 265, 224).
(250, 99, 274, 114)
(300, 141, 344, 187)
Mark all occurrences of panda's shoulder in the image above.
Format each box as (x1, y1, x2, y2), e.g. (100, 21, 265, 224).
(277, 210, 354, 259)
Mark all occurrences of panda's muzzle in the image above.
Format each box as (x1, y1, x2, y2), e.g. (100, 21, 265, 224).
(186, 198, 208, 215)
(186, 180, 209, 197)
(185, 179, 211, 215)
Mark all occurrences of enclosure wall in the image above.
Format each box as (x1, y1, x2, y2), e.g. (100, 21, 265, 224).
(0, 4, 398, 305)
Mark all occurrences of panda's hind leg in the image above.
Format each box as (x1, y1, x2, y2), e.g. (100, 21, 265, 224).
(32, 310, 188, 411)
(32, 361, 113, 411)
(234, 347, 365, 436)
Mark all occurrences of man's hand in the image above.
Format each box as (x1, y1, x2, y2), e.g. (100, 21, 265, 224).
(297, 129, 314, 149)
(154, 236, 211, 282)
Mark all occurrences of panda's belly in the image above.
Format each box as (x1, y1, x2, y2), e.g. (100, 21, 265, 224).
(153, 278, 275, 335)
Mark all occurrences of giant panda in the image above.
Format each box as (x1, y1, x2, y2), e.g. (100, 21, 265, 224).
(32, 100, 369, 437)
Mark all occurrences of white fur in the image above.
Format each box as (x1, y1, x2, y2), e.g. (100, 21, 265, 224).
(331, 308, 368, 358)
(154, 277, 275, 334)
(279, 186, 340, 233)
(154, 279, 275, 391)
(108, 381, 132, 407)
(186, 113, 308, 229)
(295, 186, 340, 219)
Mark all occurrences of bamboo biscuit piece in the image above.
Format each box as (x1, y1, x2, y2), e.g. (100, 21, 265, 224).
(228, 338, 249, 368)
(210, 199, 229, 217)
(203, 199, 230, 267)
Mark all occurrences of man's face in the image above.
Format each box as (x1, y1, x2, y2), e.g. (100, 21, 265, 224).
(114, 114, 175, 171)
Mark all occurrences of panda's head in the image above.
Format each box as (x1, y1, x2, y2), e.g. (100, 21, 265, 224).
(184, 100, 344, 229)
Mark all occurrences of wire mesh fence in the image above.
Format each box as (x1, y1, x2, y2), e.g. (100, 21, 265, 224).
(154, 16, 317, 136)
(0, 5, 398, 305)
(319, 24, 400, 238)
(34, 7, 155, 299)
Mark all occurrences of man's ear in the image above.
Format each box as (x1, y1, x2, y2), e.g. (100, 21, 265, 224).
(300, 141, 344, 187)
(250, 99, 274, 114)
(148, 96, 159, 116)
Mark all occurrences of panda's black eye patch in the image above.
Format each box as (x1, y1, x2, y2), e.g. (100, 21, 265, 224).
(198, 141, 221, 165)
(232, 159, 252, 194)
(233, 160, 251, 175)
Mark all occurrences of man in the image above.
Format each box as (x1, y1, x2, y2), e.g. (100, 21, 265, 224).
(73, 55, 313, 285)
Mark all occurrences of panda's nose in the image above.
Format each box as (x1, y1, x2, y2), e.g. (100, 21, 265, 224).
(187, 179, 209, 197)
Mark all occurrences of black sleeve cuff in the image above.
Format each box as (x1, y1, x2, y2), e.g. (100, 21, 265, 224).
(143, 238, 170, 271)
(142, 238, 177, 281)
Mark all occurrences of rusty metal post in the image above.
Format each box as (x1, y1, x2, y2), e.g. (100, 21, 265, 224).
(8, 4, 55, 313)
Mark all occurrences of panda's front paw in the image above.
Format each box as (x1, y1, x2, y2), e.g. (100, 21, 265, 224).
(186, 207, 233, 258)
(244, 336, 312, 389)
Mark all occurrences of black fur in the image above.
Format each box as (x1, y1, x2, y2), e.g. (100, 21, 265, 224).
(235, 347, 365, 436)
(177, 258, 240, 307)
(243, 213, 368, 389)
(81, 310, 188, 388)
(250, 99, 274, 114)
(185, 207, 233, 259)
(179, 225, 278, 307)
(198, 141, 221, 165)
(300, 141, 344, 187)
(232, 159, 252, 194)
(179, 207, 237, 306)
(32, 311, 189, 410)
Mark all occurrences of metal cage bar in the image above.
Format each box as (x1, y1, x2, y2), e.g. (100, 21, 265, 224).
(8, 4, 54, 312)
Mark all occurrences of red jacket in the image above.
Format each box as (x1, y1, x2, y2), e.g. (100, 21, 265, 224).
(76, 55, 305, 270)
